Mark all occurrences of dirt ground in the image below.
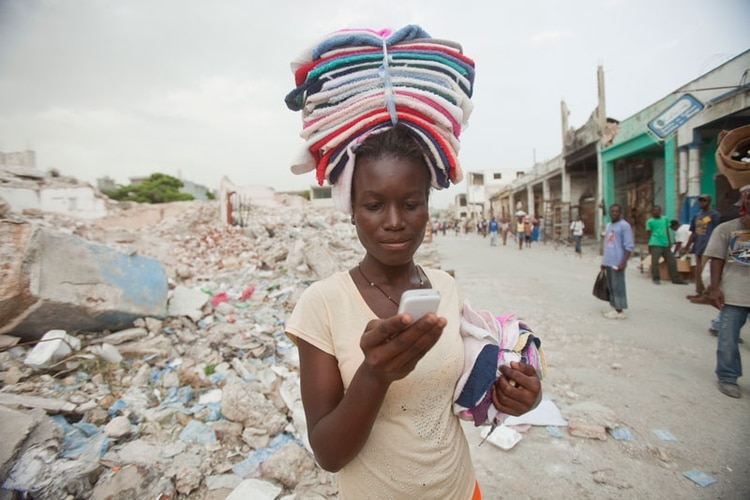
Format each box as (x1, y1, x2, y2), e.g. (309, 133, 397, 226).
(431, 233, 749, 499)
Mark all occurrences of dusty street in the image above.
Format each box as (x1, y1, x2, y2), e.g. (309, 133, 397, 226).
(430, 232, 749, 499)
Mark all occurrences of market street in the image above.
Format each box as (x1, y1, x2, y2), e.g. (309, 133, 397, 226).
(431, 232, 750, 498)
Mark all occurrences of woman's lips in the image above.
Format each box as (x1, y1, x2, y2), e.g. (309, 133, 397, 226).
(380, 240, 411, 250)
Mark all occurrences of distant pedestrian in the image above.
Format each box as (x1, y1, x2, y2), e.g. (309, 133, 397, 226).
(523, 217, 532, 249)
(570, 215, 585, 257)
(500, 218, 509, 246)
(488, 216, 498, 246)
(704, 186, 750, 398)
(680, 194, 721, 304)
(516, 216, 525, 250)
(441, 220, 447, 236)
(645, 205, 688, 285)
(601, 204, 634, 319)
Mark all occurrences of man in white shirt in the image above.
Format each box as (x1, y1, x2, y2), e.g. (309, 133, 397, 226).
(570, 215, 585, 257)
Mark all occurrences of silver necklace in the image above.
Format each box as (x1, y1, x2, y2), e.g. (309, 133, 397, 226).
(357, 263, 425, 307)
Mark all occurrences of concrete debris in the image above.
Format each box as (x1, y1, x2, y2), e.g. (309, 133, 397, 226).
(0, 199, 448, 499)
(0, 224, 169, 340)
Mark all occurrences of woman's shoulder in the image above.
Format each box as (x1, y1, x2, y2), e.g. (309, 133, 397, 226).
(300, 270, 352, 297)
(422, 267, 456, 290)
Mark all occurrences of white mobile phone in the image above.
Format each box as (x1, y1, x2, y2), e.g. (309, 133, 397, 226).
(398, 289, 441, 319)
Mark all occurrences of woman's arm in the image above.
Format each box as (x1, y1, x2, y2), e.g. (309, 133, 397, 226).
(297, 313, 446, 472)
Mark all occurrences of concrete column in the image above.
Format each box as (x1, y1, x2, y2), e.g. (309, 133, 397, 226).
(526, 185, 534, 215)
(687, 145, 701, 197)
(678, 148, 689, 195)
(561, 168, 571, 205)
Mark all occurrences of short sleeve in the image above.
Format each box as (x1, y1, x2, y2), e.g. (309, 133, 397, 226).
(285, 283, 335, 355)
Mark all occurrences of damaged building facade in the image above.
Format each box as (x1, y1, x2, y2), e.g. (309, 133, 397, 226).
(488, 49, 750, 246)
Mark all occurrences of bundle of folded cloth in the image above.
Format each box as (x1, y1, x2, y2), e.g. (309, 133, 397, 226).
(285, 25, 475, 212)
(453, 300, 547, 427)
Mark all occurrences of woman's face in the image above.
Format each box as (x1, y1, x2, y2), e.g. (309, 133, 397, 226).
(351, 154, 429, 266)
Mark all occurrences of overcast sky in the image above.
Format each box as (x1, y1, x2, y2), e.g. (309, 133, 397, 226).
(1, 0, 748, 209)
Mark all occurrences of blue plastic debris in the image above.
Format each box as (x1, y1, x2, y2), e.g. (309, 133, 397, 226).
(107, 398, 126, 417)
(545, 426, 563, 438)
(609, 427, 635, 441)
(683, 469, 716, 487)
(160, 386, 194, 408)
(652, 429, 678, 442)
(179, 419, 217, 444)
(149, 367, 165, 385)
(231, 433, 296, 478)
(51, 415, 109, 459)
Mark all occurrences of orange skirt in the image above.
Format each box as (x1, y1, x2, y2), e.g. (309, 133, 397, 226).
(472, 481, 482, 500)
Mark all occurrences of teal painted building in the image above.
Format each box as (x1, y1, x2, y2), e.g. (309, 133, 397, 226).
(599, 50, 750, 244)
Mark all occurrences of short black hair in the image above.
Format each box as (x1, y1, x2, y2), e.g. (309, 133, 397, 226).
(355, 124, 427, 168)
(352, 125, 432, 199)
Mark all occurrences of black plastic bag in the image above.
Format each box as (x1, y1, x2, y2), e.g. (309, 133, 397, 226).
(592, 269, 610, 302)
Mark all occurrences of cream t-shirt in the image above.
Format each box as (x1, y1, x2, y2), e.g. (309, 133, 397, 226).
(286, 268, 476, 499)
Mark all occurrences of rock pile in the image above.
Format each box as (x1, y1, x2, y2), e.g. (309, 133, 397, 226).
(0, 198, 441, 499)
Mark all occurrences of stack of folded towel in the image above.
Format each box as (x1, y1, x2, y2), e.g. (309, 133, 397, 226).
(285, 25, 475, 212)
(453, 300, 547, 427)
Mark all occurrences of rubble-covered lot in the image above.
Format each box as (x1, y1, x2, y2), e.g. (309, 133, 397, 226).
(0, 198, 441, 499)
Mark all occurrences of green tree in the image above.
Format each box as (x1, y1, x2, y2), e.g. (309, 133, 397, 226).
(104, 173, 194, 203)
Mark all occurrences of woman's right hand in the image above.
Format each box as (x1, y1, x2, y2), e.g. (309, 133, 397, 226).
(359, 313, 446, 384)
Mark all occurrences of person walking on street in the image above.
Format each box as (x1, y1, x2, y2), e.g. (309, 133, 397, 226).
(601, 204, 634, 319)
(570, 215, 585, 257)
(489, 216, 498, 246)
(523, 217, 533, 249)
(703, 186, 750, 398)
(516, 215, 525, 250)
(646, 205, 688, 285)
(500, 217, 509, 246)
(680, 194, 721, 304)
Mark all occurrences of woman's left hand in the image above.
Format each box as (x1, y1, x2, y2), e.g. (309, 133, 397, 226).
(491, 361, 542, 416)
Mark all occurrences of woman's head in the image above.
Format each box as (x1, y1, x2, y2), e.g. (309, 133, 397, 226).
(350, 126, 431, 266)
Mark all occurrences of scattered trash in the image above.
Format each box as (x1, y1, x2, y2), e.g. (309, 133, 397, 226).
(179, 419, 217, 444)
(23, 330, 81, 369)
(652, 429, 678, 442)
(608, 427, 635, 441)
(683, 469, 717, 487)
(232, 433, 296, 477)
(545, 426, 563, 438)
(504, 397, 568, 426)
(478, 424, 522, 450)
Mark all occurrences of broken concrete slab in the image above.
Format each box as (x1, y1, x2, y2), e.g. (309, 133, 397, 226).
(0, 393, 77, 413)
(167, 285, 209, 322)
(0, 406, 37, 480)
(0, 226, 168, 340)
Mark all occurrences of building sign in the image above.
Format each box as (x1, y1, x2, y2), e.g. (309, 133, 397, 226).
(647, 93, 704, 139)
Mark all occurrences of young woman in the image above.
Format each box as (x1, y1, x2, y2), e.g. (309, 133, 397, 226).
(286, 126, 542, 498)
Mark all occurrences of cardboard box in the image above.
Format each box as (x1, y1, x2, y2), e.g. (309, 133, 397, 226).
(640, 255, 693, 281)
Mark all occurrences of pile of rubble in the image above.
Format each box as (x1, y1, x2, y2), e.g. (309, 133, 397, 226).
(0, 197, 441, 499)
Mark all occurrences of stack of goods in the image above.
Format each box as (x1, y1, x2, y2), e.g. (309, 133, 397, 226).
(453, 300, 547, 427)
(284, 25, 475, 212)
(716, 124, 750, 189)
